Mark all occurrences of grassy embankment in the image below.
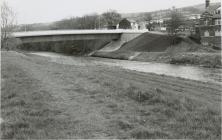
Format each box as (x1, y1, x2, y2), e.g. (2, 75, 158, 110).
(1, 51, 221, 139)
(93, 33, 221, 68)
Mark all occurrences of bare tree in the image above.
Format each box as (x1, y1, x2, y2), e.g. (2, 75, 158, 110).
(167, 7, 184, 44)
(102, 10, 121, 29)
(143, 13, 153, 31)
(143, 13, 152, 23)
(1, 1, 16, 49)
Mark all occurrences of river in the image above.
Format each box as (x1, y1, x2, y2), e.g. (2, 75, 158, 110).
(30, 52, 222, 84)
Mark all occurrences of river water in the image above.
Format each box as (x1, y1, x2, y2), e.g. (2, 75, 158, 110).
(30, 52, 222, 84)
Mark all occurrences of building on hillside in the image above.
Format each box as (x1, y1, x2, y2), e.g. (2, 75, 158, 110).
(117, 18, 139, 30)
(175, 18, 200, 36)
(138, 22, 147, 30)
(198, 0, 221, 48)
(147, 17, 171, 32)
(186, 14, 201, 20)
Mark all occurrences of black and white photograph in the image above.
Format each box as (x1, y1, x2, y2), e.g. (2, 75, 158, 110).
(0, 0, 221, 139)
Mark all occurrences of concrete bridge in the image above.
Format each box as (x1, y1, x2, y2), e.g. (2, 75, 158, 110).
(13, 29, 148, 44)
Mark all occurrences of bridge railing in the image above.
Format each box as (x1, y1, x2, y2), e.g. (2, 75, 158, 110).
(12, 29, 148, 37)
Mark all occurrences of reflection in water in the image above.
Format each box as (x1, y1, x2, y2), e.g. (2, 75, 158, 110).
(30, 52, 222, 84)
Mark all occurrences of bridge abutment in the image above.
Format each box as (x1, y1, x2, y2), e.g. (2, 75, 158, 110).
(95, 32, 144, 53)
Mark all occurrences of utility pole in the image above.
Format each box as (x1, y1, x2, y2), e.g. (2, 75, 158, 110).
(99, 15, 101, 29)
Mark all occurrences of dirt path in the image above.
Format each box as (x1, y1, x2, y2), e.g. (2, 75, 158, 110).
(1, 51, 221, 139)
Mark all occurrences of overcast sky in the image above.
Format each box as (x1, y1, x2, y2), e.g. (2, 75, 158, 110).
(3, 0, 221, 24)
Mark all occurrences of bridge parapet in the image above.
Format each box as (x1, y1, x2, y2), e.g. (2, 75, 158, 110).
(12, 29, 148, 43)
(12, 29, 147, 37)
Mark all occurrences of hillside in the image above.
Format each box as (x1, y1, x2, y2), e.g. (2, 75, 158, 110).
(121, 2, 220, 21)
(16, 22, 54, 31)
(118, 33, 216, 53)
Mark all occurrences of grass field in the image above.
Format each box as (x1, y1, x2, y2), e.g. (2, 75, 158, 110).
(1, 51, 221, 139)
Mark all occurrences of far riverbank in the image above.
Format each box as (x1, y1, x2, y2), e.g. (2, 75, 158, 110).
(92, 51, 222, 68)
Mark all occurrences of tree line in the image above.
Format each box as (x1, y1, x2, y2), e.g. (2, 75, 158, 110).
(17, 10, 122, 31)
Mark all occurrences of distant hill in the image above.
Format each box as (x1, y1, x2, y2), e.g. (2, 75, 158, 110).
(16, 2, 220, 31)
(121, 2, 220, 21)
(16, 22, 54, 31)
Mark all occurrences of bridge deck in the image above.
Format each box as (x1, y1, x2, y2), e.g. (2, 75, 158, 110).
(13, 29, 148, 37)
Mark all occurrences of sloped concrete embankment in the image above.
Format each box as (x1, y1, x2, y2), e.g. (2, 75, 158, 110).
(90, 32, 144, 55)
